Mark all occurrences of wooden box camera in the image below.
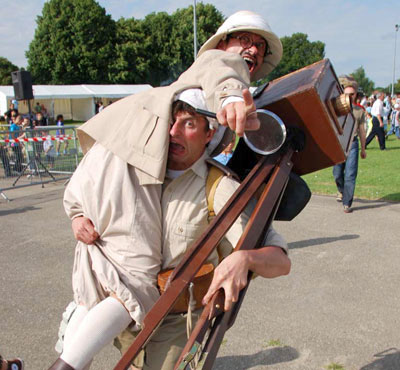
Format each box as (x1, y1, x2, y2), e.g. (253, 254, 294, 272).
(255, 58, 356, 175)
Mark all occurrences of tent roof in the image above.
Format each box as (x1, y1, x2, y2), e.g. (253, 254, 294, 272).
(0, 84, 152, 100)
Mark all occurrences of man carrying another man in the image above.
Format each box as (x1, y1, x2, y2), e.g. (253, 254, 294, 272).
(50, 11, 290, 370)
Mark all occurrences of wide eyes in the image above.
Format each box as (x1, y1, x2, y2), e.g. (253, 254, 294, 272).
(184, 120, 195, 128)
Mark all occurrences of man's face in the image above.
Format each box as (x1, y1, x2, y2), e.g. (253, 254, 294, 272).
(344, 86, 357, 104)
(217, 32, 266, 78)
(168, 111, 214, 170)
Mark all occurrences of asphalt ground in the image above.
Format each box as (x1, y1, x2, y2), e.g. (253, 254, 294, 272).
(0, 182, 399, 370)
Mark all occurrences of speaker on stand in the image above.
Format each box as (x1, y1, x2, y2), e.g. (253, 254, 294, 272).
(10, 70, 56, 187)
(11, 71, 34, 101)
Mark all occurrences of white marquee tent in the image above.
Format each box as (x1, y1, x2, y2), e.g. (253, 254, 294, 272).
(0, 84, 152, 122)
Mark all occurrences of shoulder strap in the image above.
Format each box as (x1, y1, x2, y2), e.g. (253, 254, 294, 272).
(206, 166, 224, 220)
(205, 158, 240, 221)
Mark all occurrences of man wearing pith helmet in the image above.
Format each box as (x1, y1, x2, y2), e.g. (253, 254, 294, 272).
(197, 10, 283, 159)
(198, 10, 283, 82)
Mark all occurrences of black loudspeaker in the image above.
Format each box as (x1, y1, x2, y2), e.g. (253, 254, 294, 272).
(11, 71, 34, 100)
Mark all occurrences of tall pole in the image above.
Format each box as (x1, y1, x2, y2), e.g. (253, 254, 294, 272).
(193, 0, 198, 60)
(392, 24, 399, 97)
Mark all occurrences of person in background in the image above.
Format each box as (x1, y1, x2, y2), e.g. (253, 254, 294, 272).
(11, 98, 19, 111)
(56, 114, 69, 155)
(387, 103, 400, 139)
(36, 112, 47, 127)
(0, 123, 12, 177)
(214, 133, 236, 165)
(9, 114, 23, 173)
(98, 102, 104, 113)
(365, 92, 386, 150)
(35, 102, 42, 114)
(5, 102, 18, 119)
(43, 133, 56, 169)
(333, 75, 367, 213)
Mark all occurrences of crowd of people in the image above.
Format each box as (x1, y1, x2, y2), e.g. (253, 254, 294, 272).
(0, 101, 68, 178)
(360, 91, 400, 145)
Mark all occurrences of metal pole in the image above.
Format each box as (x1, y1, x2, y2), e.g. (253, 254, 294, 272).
(392, 24, 399, 97)
(193, 0, 198, 60)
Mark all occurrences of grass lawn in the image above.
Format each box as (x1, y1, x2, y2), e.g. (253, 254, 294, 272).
(302, 135, 400, 202)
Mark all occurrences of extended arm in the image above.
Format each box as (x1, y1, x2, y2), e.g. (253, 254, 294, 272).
(202, 176, 290, 311)
(176, 50, 258, 137)
(202, 246, 290, 311)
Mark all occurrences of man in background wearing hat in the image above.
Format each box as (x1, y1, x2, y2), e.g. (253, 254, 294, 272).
(333, 75, 367, 213)
(54, 10, 286, 370)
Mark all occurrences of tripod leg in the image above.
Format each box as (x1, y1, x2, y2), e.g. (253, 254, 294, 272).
(12, 160, 31, 186)
(36, 157, 57, 182)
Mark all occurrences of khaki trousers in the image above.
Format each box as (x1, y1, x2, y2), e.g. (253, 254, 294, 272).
(114, 310, 201, 370)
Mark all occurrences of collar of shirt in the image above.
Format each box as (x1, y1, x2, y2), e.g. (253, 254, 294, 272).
(186, 151, 209, 180)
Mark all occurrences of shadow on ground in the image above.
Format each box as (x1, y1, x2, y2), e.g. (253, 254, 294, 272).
(0, 205, 40, 216)
(352, 198, 399, 211)
(288, 234, 359, 250)
(377, 194, 400, 203)
(360, 348, 400, 370)
(214, 346, 299, 369)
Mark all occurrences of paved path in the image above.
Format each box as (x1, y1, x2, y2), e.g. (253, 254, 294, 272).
(0, 183, 399, 369)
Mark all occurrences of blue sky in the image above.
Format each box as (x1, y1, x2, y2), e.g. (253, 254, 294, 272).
(2, 0, 400, 87)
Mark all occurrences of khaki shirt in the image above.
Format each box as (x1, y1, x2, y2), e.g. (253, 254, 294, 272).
(161, 153, 287, 270)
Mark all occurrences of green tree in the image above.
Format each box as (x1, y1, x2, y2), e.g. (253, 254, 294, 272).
(165, 4, 223, 84)
(266, 33, 325, 83)
(139, 4, 223, 86)
(109, 17, 149, 84)
(0, 57, 19, 85)
(26, 0, 116, 84)
(140, 11, 174, 86)
(350, 66, 374, 96)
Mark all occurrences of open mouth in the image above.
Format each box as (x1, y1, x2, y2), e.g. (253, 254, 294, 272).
(169, 142, 185, 154)
(243, 56, 256, 73)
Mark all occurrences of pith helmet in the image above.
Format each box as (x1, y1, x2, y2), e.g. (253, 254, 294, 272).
(198, 10, 283, 81)
(339, 75, 359, 91)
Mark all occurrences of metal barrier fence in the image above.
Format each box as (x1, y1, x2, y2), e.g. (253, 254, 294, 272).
(0, 126, 81, 201)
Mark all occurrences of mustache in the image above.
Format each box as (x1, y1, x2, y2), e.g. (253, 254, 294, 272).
(241, 51, 257, 59)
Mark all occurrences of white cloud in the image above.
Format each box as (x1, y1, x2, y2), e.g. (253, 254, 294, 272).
(1, 0, 400, 86)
